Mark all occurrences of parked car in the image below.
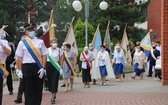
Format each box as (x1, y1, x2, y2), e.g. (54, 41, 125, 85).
(155, 56, 161, 80)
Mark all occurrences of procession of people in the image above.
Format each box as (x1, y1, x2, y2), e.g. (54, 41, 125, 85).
(0, 23, 162, 105)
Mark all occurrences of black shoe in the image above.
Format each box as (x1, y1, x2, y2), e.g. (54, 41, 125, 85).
(123, 73, 125, 78)
(61, 84, 65, 87)
(93, 79, 96, 85)
(147, 75, 152, 77)
(9, 91, 13, 95)
(14, 100, 22, 104)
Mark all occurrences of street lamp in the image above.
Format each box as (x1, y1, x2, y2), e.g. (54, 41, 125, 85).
(72, 0, 108, 46)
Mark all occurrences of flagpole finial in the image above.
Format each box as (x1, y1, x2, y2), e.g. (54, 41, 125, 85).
(149, 29, 153, 33)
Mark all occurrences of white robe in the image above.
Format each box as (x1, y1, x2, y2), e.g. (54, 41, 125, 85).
(89, 49, 100, 79)
(96, 51, 115, 79)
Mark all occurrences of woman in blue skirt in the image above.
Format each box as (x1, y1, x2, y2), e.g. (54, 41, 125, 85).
(131, 47, 147, 79)
(112, 46, 126, 82)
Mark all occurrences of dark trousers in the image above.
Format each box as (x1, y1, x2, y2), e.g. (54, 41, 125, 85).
(16, 78, 24, 101)
(82, 67, 91, 83)
(6, 69, 13, 92)
(22, 64, 44, 105)
(149, 63, 155, 76)
(0, 76, 3, 105)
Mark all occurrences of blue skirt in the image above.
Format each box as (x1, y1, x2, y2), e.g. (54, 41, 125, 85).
(114, 63, 124, 74)
(134, 63, 145, 73)
(99, 65, 108, 77)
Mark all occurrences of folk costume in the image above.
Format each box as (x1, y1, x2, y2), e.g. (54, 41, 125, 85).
(80, 48, 94, 88)
(97, 50, 115, 81)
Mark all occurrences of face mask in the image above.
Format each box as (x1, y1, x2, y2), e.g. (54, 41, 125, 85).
(52, 43, 57, 48)
(100, 49, 104, 52)
(89, 47, 93, 50)
(63, 48, 67, 51)
(28, 31, 35, 38)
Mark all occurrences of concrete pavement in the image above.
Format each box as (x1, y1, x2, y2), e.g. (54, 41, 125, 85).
(2, 73, 168, 105)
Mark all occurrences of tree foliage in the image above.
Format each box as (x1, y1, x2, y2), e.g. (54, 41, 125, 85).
(0, 0, 53, 40)
(53, 0, 150, 47)
(74, 18, 95, 48)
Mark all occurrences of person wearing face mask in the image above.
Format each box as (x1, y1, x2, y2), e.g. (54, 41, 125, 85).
(46, 38, 62, 104)
(131, 47, 147, 79)
(80, 46, 94, 88)
(15, 23, 48, 105)
(97, 45, 115, 86)
(112, 46, 126, 81)
(88, 43, 99, 85)
(155, 41, 161, 53)
(147, 44, 160, 77)
(61, 43, 76, 91)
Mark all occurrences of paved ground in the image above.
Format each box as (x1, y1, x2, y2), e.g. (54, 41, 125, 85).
(2, 73, 168, 105)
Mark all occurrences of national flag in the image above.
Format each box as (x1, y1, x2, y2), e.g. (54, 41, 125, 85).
(92, 25, 102, 51)
(103, 21, 112, 56)
(121, 26, 132, 65)
(140, 31, 152, 57)
(64, 17, 78, 54)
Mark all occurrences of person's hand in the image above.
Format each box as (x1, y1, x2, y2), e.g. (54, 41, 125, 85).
(60, 69, 63, 75)
(38, 68, 46, 79)
(16, 69, 23, 78)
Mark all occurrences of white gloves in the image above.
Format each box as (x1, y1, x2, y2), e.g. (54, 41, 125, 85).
(38, 68, 46, 79)
(60, 69, 63, 75)
(16, 69, 23, 78)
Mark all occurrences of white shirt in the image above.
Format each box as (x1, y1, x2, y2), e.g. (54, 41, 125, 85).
(15, 37, 48, 64)
(80, 52, 94, 69)
(0, 39, 11, 64)
(98, 50, 106, 66)
(156, 45, 161, 53)
(47, 47, 62, 62)
(112, 50, 125, 64)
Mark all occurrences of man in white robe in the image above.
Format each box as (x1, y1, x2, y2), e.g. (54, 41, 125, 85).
(89, 43, 100, 85)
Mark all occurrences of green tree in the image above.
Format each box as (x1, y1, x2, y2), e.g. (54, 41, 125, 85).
(0, 0, 53, 39)
(74, 18, 95, 48)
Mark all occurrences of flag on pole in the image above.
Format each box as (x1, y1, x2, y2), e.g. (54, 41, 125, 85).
(121, 26, 132, 65)
(140, 31, 152, 57)
(42, 10, 56, 48)
(92, 25, 102, 51)
(64, 17, 78, 54)
(48, 10, 55, 39)
(28, 12, 30, 24)
(103, 20, 112, 56)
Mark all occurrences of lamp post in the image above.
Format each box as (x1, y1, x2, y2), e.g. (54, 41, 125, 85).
(72, 0, 108, 46)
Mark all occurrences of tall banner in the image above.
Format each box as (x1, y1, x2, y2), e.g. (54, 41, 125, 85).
(64, 17, 78, 54)
(103, 21, 112, 56)
(42, 10, 56, 48)
(140, 31, 152, 57)
(121, 26, 132, 65)
(92, 25, 102, 51)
